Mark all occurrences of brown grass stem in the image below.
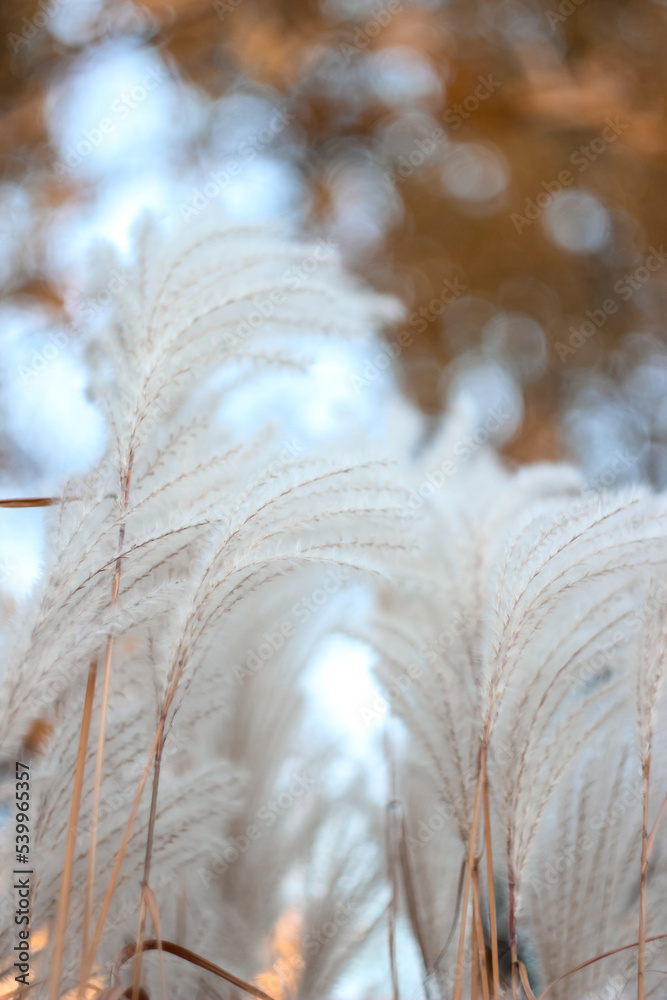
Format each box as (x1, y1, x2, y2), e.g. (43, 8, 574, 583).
(113, 939, 277, 1000)
(508, 870, 518, 1000)
(537, 932, 667, 1000)
(638, 751, 651, 1000)
(0, 497, 63, 507)
(471, 914, 479, 1000)
(82, 461, 133, 986)
(47, 658, 97, 1000)
(471, 862, 490, 1000)
(131, 718, 166, 1000)
(78, 726, 161, 987)
(452, 741, 486, 1000)
(480, 751, 500, 1000)
(519, 961, 536, 1000)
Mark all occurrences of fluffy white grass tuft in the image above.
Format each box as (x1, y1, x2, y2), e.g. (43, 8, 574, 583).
(0, 214, 410, 999)
(3, 212, 667, 1000)
(368, 421, 667, 1000)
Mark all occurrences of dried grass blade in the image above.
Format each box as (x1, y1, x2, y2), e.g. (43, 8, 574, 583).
(639, 754, 651, 1000)
(131, 893, 147, 1000)
(133, 722, 166, 1000)
(80, 728, 161, 986)
(48, 657, 97, 1000)
(482, 766, 500, 1000)
(142, 886, 167, 1000)
(471, 915, 479, 1000)
(453, 744, 486, 1000)
(471, 865, 490, 1000)
(519, 962, 537, 1000)
(85, 466, 132, 975)
(0, 497, 60, 507)
(114, 940, 276, 1000)
(83, 633, 115, 975)
(537, 932, 667, 1000)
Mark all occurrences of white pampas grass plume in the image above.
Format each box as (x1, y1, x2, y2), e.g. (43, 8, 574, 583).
(0, 213, 410, 1000)
(366, 418, 667, 998)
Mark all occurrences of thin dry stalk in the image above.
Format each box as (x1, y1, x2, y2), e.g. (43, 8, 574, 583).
(47, 658, 97, 1000)
(536, 932, 667, 1000)
(113, 939, 277, 1000)
(131, 894, 148, 1000)
(131, 718, 166, 1000)
(482, 766, 501, 1000)
(471, 917, 479, 1000)
(141, 885, 167, 1000)
(471, 863, 490, 1000)
(638, 752, 651, 1000)
(508, 870, 518, 1000)
(519, 961, 536, 1000)
(452, 743, 486, 1000)
(0, 497, 61, 507)
(83, 632, 114, 971)
(79, 726, 161, 987)
(83, 463, 133, 976)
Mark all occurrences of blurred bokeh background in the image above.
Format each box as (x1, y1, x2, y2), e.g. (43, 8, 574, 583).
(3, 0, 667, 498)
(2, 2, 667, 992)
(2, 0, 667, 721)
